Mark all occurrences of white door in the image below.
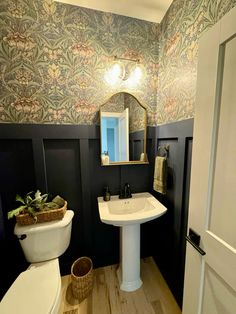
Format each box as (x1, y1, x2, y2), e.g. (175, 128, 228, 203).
(119, 108, 129, 161)
(183, 7, 236, 314)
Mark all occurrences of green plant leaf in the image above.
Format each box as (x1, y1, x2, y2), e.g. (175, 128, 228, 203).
(15, 194, 25, 205)
(7, 205, 27, 219)
(27, 206, 36, 216)
(25, 194, 33, 205)
(26, 191, 34, 196)
(34, 190, 42, 200)
(32, 190, 48, 205)
(9, 190, 63, 218)
(41, 194, 48, 202)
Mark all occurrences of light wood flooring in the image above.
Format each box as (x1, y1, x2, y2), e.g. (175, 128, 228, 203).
(59, 257, 181, 314)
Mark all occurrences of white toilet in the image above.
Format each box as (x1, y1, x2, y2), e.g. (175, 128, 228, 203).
(0, 210, 74, 314)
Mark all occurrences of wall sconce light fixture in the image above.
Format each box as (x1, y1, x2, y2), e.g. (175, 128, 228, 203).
(105, 55, 143, 86)
(113, 55, 140, 81)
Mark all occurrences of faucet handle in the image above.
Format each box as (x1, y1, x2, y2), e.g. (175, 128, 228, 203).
(124, 183, 130, 190)
(124, 183, 131, 197)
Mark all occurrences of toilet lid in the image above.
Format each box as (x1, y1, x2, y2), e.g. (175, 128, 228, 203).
(0, 259, 60, 314)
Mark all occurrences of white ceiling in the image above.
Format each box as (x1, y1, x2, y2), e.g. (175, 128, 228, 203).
(55, 0, 173, 23)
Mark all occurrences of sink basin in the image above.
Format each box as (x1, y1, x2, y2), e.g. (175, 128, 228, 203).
(97, 192, 167, 292)
(97, 192, 167, 226)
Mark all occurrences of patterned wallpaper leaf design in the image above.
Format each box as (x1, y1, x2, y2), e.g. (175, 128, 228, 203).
(0, 0, 159, 124)
(0, 0, 235, 125)
(156, 0, 236, 124)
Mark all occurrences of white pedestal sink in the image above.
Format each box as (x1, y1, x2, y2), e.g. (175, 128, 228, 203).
(97, 192, 167, 292)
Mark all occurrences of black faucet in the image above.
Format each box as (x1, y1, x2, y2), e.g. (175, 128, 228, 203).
(119, 183, 132, 199)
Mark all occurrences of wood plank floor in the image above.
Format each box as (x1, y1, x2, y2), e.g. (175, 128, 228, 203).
(59, 257, 181, 314)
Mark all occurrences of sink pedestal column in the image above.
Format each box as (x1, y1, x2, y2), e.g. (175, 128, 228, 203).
(118, 224, 142, 292)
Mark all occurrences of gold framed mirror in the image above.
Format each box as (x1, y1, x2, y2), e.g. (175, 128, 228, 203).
(100, 92, 149, 166)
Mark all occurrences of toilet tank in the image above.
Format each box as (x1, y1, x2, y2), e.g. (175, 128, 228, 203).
(14, 210, 74, 263)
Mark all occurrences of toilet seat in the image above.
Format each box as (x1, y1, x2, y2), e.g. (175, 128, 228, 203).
(0, 259, 61, 314)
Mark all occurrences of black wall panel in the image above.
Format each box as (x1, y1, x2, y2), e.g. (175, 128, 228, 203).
(0, 140, 35, 298)
(152, 119, 193, 307)
(44, 140, 82, 203)
(0, 120, 193, 307)
(88, 139, 121, 267)
(152, 138, 179, 282)
(0, 140, 36, 196)
(44, 139, 84, 271)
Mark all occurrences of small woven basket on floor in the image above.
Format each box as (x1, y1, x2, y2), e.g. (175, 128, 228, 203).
(71, 256, 93, 301)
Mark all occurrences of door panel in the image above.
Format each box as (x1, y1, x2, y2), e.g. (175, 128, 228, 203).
(209, 35, 236, 248)
(202, 265, 236, 314)
(183, 6, 236, 314)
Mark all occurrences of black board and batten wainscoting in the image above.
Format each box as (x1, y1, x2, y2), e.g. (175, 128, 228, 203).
(0, 118, 193, 308)
(152, 119, 193, 307)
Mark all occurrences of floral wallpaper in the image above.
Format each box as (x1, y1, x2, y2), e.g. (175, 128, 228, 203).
(1, 0, 236, 126)
(100, 93, 125, 114)
(156, 0, 236, 124)
(0, 0, 159, 124)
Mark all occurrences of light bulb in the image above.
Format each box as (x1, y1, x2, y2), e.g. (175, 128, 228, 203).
(126, 65, 142, 87)
(104, 63, 124, 86)
(112, 63, 122, 77)
(133, 66, 142, 80)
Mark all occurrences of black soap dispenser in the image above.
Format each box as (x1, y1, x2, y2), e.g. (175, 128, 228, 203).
(103, 186, 111, 201)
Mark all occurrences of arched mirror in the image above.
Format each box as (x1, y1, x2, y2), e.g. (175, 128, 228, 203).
(100, 92, 148, 165)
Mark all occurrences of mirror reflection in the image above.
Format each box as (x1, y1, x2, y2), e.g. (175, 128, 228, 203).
(100, 92, 148, 165)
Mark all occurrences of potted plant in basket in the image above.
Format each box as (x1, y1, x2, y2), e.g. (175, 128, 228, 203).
(7, 190, 67, 225)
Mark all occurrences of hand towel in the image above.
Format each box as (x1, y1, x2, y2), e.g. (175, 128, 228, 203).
(153, 156, 167, 194)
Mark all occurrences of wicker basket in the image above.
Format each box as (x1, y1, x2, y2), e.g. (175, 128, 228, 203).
(16, 201, 67, 225)
(71, 256, 93, 301)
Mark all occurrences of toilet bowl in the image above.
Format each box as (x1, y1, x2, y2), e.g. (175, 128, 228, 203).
(0, 259, 61, 314)
(0, 210, 74, 313)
